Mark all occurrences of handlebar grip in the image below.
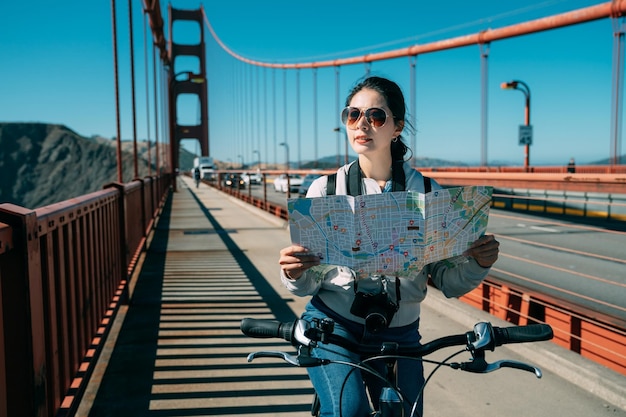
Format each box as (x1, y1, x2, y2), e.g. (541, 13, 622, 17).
(240, 318, 295, 342)
(493, 324, 553, 346)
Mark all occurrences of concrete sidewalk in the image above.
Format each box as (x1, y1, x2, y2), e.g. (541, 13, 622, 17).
(77, 176, 625, 416)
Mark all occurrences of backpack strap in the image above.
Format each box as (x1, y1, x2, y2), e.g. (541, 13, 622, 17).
(326, 161, 426, 195)
(346, 161, 362, 196)
(327, 172, 337, 196)
(391, 160, 405, 192)
(423, 176, 431, 194)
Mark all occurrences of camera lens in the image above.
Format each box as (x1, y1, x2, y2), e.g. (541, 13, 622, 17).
(365, 312, 388, 333)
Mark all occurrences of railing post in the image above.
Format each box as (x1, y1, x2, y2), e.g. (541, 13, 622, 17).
(0, 204, 48, 416)
(103, 183, 129, 304)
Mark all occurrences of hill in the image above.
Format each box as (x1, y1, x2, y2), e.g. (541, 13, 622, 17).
(0, 122, 186, 208)
(299, 155, 468, 169)
(0, 122, 476, 208)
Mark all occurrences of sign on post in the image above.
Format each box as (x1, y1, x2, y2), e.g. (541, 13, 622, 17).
(518, 125, 533, 146)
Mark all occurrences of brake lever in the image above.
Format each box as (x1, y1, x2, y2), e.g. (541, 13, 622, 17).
(488, 360, 543, 378)
(246, 350, 327, 367)
(453, 358, 542, 378)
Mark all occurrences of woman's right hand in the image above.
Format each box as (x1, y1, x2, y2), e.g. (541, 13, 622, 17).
(279, 245, 320, 280)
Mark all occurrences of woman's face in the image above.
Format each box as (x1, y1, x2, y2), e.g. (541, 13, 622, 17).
(346, 88, 402, 158)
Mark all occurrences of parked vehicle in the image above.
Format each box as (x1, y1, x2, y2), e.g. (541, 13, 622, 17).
(273, 174, 303, 193)
(222, 173, 246, 189)
(298, 173, 322, 197)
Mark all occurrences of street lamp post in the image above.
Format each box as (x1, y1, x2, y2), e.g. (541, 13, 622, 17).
(501, 80, 531, 171)
(238, 154, 244, 169)
(333, 127, 349, 166)
(253, 149, 261, 169)
(279, 142, 289, 169)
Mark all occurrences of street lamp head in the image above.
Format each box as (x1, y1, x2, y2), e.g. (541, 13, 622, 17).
(501, 80, 529, 97)
(501, 81, 518, 90)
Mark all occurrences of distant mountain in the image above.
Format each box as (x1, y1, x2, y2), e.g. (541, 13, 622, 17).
(298, 155, 468, 169)
(589, 156, 626, 165)
(0, 122, 482, 208)
(0, 122, 195, 208)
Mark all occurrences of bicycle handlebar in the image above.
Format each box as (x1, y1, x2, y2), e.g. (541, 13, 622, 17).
(242, 318, 554, 415)
(240, 317, 553, 357)
(240, 318, 294, 340)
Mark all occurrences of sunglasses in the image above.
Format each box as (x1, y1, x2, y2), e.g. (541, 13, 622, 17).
(341, 107, 390, 129)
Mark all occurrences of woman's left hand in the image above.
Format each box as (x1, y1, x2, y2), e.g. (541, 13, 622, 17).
(464, 234, 500, 268)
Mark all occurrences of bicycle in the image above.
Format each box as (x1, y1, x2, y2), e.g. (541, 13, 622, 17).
(240, 317, 554, 417)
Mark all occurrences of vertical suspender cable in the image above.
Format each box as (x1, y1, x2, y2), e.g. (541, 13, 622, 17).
(296, 69, 301, 168)
(335, 66, 340, 168)
(128, 0, 139, 178)
(243, 65, 248, 165)
(238, 62, 248, 162)
(611, 16, 625, 166)
(111, 0, 123, 182)
(409, 56, 417, 167)
(239, 63, 248, 162)
(283, 69, 288, 168)
(143, 10, 152, 176)
(272, 70, 276, 166)
(161, 65, 168, 172)
(264, 67, 268, 169)
(480, 42, 490, 167)
(152, 43, 160, 173)
(257, 66, 262, 164)
(246, 65, 251, 161)
(313, 68, 318, 168)
(246, 65, 255, 161)
(233, 63, 237, 162)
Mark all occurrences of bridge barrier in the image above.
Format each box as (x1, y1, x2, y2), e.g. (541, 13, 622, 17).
(0, 175, 171, 417)
(492, 188, 626, 221)
(460, 279, 626, 376)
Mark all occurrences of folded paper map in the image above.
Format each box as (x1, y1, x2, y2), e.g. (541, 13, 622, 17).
(287, 186, 492, 276)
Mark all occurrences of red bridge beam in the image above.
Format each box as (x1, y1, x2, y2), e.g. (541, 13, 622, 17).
(423, 172, 626, 194)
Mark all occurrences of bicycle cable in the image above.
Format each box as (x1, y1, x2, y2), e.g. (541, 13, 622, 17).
(409, 348, 467, 417)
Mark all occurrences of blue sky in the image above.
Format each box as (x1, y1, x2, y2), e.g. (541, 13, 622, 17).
(0, 0, 620, 167)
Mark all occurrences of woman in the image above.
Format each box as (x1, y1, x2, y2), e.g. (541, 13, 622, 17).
(279, 76, 499, 416)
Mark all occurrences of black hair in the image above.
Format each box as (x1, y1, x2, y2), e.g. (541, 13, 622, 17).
(344, 76, 414, 161)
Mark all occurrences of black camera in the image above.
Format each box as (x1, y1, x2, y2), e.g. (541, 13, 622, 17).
(350, 276, 400, 333)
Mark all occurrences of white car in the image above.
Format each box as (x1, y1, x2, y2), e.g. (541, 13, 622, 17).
(241, 171, 263, 185)
(273, 174, 303, 193)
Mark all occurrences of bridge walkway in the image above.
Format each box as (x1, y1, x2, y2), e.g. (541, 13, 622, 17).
(75, 176, 626, 416)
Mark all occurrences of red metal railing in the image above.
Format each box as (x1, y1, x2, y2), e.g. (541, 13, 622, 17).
(0, 175, 171, 417)
(460, 280, 626, 376)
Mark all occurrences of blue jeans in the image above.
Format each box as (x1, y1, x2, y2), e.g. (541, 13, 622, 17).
(303, 299, 425, 417)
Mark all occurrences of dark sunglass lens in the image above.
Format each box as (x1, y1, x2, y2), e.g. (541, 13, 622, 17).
(345, 108, 362, 126)
(341, 107, 355, 125)
(367, 108, 387, 127)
